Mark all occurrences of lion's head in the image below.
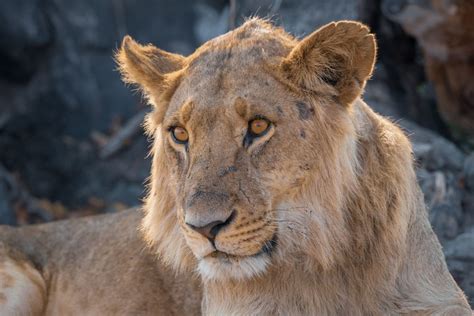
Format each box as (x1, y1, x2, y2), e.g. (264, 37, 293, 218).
(116, 19, 398, 281)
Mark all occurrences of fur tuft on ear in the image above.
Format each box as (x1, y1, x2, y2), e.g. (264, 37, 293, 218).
(281, 21, 377, 105)
(115, 36, 185, 97)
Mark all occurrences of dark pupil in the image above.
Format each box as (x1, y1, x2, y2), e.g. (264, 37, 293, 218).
(244, 119, 268, 147)
(252, 120, 267, 134)
(174, 128, 187, 142)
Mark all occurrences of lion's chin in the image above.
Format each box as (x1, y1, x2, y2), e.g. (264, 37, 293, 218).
(197, 252, 271, 281)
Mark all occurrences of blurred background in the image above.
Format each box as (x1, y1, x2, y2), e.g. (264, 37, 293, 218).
(0, 0, 473, 305)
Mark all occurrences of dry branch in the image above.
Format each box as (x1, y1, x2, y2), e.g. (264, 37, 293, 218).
(100, 109, 147, 159)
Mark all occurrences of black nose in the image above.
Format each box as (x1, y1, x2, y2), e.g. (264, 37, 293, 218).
(186, 211, 235, 241)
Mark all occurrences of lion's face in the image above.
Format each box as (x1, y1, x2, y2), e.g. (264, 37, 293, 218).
(118, 19, 376, 280)
(162, 63, 327, 280)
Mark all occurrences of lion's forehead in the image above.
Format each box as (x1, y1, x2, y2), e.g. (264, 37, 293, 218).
(189, 21, 294, 66)
(183, 51, 275, 93)
(190, 40, 288, 69)
(168, 64, 292, 121)
(164, 25, 295, 117)
(185, 30, 292, 83)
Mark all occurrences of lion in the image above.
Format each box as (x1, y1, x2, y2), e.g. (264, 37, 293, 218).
(0, 18, 471, 315)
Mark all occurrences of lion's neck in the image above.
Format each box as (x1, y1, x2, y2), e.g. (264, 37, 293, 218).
(203, 266, 316, 315)
(202, 262, 389, 315)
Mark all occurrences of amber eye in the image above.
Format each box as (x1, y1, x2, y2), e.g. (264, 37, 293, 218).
(249, 118, 270, 136)
(171, 126, 189, 144)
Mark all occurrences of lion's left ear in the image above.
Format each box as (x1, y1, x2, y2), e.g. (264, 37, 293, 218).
(116, 35, 185, 98)
(281, 21, 376, 105)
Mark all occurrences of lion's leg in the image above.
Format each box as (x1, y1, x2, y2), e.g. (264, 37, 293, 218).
(0, 254, 46, 316)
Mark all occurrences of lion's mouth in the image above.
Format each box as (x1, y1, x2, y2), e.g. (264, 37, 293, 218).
(198, 234, 277, 280)
(206, 234, 278, 261)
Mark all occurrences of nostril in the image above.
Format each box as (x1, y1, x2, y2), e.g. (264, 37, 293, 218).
(209, 221, 226, 238)
(186, 210, 236, 241)
(188, 220, 224, 240)
(209, 210, 235, 237)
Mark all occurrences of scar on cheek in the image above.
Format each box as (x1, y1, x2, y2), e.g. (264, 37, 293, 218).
(296, 101, 314, 120)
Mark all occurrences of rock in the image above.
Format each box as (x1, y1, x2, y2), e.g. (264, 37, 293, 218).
(363, 65, 403, 119)
(0, 0, 196, 213)
(0, 164, 19, 225)
(464, 153, 474, 190)
(417, 169, 463, 242)
(236, 0, 358, 36)
(401, 120, 465, 171)
(408, 120, 471, 243)
(424, 138, 465, 171)
(445, 228, 474, 307)
(462, 153, 474, 230)
(445, 228, 474, 260)
(359, 0, 446, 133)
(194, 2, 229, 44)
(0, 178, 16, 226)
(462, 190, 474, 232)
(0, 0, 52, 82)
(275, 0, 359, 35)
(384, 0, 474, 143)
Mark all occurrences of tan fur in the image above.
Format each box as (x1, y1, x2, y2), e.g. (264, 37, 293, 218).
(0, 211, 201, 315)
(0, 255, 46, 315)
(122, 19, 471, 314)
(0, 19, 471, 315)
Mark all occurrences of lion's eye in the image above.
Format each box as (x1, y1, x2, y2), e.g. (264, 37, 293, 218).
(249, 118, 270, 136)
(244, 118, 271, 148)
(171, 126, 189, 144)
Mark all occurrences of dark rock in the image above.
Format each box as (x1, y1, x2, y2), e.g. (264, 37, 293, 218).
(194, 2, 229, 44)
(401, 121, 465, 171)
(383, 0, 474, 144)
(274, 0, 359, 35)
(364, 0, 445, 133)
(463, 153, 474, 231)
(417, 169, 463, 242)
(236, 0, 358, 36)
(445, 228, 474, 307)
(363, 64, 403, 118)
(464, 153, 474, 190)
(0, 0, 52, 82)
(0, 177, 16, 226)
(424, 138, 465, 171)
(0, 0, 197, 211)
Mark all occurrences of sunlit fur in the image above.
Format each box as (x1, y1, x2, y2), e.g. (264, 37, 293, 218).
(198, 254, 270, 281)
(117, 18, 471, 315)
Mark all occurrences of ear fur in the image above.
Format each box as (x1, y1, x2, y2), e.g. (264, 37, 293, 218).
(281, 21, 377, 105)
(116, 36, 185, 97)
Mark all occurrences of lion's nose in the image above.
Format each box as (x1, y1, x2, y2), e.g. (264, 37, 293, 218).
(186, 211, 235, 241)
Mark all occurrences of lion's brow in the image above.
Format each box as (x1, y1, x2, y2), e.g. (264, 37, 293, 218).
(164, 101, 194, 127)
(180, 101, 195, 124)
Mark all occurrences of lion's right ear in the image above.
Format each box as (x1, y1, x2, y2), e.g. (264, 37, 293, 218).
(281, 21, 376, 106)
(116, 36, 185, 98)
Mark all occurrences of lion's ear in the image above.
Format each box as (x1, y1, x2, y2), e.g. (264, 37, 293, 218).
(281, 21, 376, 105)
(116, 36, 185, 97)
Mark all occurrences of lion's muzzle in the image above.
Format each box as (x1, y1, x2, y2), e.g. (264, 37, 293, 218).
(184, 189, 236, 242)
(186, 209, 235, 242)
